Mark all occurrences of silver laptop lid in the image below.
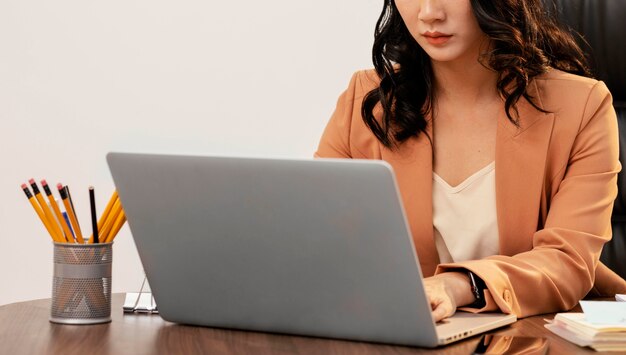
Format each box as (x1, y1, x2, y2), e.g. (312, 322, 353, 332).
(107, 152, 441, 347)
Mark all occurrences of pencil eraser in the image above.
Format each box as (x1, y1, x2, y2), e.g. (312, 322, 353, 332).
(57, 183, 64, 190)
(41, 179, 48, 186)
(21, 183, 28, 189)
(28, 178, 36, 185)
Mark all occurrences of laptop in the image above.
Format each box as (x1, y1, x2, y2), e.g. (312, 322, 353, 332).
(107, 152, 516, 348)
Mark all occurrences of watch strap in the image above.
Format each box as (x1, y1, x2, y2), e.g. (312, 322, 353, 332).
(467, 271, 487, 308)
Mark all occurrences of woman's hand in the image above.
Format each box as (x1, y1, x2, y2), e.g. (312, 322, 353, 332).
(423, 272, 476, 322)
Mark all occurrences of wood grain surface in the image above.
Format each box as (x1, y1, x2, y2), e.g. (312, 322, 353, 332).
(0, 294, 608, 354)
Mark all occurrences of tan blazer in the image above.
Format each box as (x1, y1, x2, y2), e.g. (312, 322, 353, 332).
(315, 68, 626, 317)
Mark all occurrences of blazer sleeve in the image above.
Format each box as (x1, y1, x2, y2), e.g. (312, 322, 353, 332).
(437, 81, 621, 317)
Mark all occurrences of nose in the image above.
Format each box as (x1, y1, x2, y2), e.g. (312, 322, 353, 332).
(418, 0, 445, 24)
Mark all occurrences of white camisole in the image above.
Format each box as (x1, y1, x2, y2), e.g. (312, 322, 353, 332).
(432, 162, 500, 263)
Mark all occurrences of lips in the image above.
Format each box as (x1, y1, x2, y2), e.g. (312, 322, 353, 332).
(422, 31, 452, 45)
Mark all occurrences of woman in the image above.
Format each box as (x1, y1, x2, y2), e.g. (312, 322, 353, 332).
(316, 0, 626, 321)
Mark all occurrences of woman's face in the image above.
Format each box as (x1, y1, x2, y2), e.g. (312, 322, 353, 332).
(394, 0, 488, 64)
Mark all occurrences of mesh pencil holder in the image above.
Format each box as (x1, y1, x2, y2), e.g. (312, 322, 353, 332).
(50, 242, 113, 324)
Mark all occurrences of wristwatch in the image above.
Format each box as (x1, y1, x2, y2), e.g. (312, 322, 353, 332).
(467, 271, 487, 308)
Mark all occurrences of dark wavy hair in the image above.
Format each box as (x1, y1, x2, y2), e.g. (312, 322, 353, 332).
(362, 0, 591, 148)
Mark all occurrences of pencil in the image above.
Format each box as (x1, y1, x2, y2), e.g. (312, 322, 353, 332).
(89, 186, 99, 243)
(88, 191, 118, 244)
(21, 184, 60, 242)
(98, 191, 118, 231)
(62, 211, 75, 238)
(29, 179, 65, 243)
(65, 185, 82, 237)
(41, 180, 72, 243)
(104, 208, 126, 243)
(58, 183, 85, 243)
(99, 199, 122, 243)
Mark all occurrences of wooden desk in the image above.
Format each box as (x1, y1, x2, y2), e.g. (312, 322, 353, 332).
(0, 294, 606, 354)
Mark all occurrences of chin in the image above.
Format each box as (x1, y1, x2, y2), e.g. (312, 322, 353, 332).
(415, 40, 459, 62)
(422, 50, 463, 63)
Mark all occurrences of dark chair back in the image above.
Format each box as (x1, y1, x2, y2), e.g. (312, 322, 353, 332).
(552, 0, 626, 278)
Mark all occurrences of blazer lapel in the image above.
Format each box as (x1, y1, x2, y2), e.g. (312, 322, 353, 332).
(382, 121, 439, 277)
(380, 79, 554, 274)
(496, 81, 555, 255)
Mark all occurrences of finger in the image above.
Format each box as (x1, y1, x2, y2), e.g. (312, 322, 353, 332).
(433, 300, 457, 322)
(431, 303, 448, 323)
(429, 296, 443, 310)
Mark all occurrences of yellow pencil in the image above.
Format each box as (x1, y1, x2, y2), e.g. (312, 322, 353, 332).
(29, 179, 65, 242)
(41, 180, 72, 243)
(21, 184, 61, 242)
(98, 199, 121, 243)
(88, 191, 118, 244)
(98, 191, 118, 231)
(104, 208, 126, 243)
(58, 183, 85, 243)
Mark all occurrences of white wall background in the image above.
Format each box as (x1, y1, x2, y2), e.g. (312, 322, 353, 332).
(0, 0, 381, 305)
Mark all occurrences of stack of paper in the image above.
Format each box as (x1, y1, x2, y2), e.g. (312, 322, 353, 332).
(545, 300, 626, 352)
